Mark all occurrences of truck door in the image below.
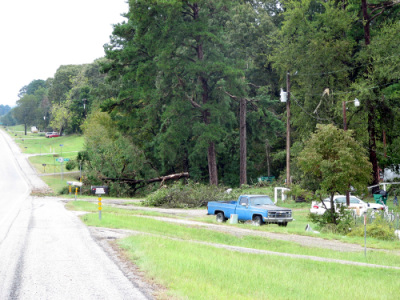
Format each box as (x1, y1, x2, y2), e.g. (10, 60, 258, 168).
(236, 196, 252, 221)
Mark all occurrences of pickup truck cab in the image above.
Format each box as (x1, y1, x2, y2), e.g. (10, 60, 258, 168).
(207, 195, 293, 226)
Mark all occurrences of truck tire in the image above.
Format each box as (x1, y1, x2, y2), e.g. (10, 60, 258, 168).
(278, 222, 288, 227)
(216, 212, 226, 223)
(252, 215, 263, 226)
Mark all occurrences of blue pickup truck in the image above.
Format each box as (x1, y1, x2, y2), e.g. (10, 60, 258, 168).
(207, 195, 293, 226)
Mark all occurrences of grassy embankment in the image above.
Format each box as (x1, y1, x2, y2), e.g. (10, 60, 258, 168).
(7, 125, 400, 298)
(6, 125, 84, 193)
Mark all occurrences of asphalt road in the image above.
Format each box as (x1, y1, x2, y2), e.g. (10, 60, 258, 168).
(0, 130, 149, 299)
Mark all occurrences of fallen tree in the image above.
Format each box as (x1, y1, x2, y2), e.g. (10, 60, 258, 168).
(101, 172, 190, 191)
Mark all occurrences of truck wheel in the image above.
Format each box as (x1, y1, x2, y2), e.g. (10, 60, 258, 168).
(282, 222, 288, 227)
(216, 212, 226, 223)
(252, 215, 263, 226)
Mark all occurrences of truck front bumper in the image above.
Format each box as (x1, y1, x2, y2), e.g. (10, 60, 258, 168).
(263, 217, 293, 223)
(264, 210, 292, 223)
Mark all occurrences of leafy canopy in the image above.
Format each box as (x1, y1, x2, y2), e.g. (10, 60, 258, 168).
(298, 124, 372, 196)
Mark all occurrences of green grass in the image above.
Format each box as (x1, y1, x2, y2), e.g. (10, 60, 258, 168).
(14, 134, 84, 155)
(41, 174, 80, 193)
(118, 235, 400, 299)
(29, 154, 81, 174)
(66, 200, 167, 217)
(5, 125, 25, 133)
(69, 202, 400, 267)
(69, 199, 400, 250)
(11, 130, 85, 173)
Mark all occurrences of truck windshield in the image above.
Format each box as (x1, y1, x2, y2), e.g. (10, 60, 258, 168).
(250, 196, 274, 206)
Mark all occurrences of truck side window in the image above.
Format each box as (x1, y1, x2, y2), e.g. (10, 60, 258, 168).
(239, 197, 248, 206)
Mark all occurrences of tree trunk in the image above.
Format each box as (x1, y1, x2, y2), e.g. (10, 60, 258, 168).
(265, 140, 271, 177)
(368, 99, 379, 185)
(286, 72, 291, 185)
(361, 0, 380, 184)
(207, 142, 218, 185)
(103, 172, 190, 186)
(193, 3, 218, 186)
(239, 97, 247, 186)
(330, 193, 337, 225)
(361, 0, 371, 45)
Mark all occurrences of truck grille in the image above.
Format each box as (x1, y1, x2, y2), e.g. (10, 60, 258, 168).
(268, 211, 292, 218)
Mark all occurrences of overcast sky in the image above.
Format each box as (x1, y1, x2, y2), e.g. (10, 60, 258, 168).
(0, 0, 128, 107)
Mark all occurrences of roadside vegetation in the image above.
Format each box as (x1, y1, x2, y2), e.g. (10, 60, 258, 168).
(5, 125, 400, 298)
(66, 201, 400, 299)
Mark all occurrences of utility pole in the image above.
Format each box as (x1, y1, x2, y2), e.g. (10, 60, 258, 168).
(343, 100, 350, 205)
(342, 101, 348, 131)
(343, 99, 360, 206)
(286, 72, 291, 186)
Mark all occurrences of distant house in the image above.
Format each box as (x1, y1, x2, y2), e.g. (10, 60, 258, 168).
(384, 167, 400, 181)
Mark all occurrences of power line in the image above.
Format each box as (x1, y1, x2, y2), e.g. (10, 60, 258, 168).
(290, 94, 332, 121)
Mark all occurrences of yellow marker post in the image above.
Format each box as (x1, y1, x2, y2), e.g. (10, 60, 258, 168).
(68, 185, 72, 195)
(98, 196, 102, 220)
(75, 187, 78, 201)
(91, 186, 108, 221)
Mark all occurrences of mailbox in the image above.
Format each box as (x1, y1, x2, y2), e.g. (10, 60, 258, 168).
(67, 181, 83, 187)
(91, 186, 109, 195)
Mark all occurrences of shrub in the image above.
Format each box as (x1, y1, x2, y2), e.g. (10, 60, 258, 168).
(66, 160, 77, 171)
(309, 206, 354, 234)
(143, 181, 228, 208)
(58, 186, 70, 195)
(347, 215, 396, 241)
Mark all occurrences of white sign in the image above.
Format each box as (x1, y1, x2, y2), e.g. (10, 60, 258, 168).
(95, 188, 106, 195)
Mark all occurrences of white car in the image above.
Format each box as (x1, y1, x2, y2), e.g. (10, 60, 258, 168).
(310, 195, 386, 216)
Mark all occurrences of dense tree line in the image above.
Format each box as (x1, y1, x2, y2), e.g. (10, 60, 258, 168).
(3, 0, 400, 194)
(0, 105, 11, 116)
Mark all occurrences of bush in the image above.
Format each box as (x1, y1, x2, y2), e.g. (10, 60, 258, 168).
(58, 186, 70, 195)
(309, 206, 354, 234)
(66, 160, 77, 171)
(347, 215, 396, 241)
(143, 181, 228, 208)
